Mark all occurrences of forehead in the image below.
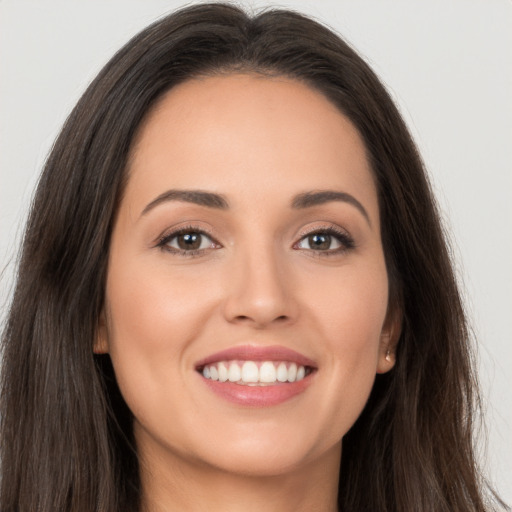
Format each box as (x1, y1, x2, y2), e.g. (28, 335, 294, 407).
(125, 73, 377, 219)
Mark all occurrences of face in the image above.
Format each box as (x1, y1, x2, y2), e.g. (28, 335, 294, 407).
(97, 74, 398, 478)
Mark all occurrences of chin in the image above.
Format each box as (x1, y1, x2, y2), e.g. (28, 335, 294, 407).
(190, 426, 339, 478)
(203, 447, 316, 478)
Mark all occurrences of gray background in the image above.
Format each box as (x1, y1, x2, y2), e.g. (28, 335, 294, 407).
(1, 0, 510, 501)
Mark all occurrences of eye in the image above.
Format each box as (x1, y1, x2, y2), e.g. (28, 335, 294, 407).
(157, 228, 220, 254)
(294, 227, 354, 254)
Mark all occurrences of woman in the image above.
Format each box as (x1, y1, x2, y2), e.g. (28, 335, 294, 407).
(0, 3, 508, 511)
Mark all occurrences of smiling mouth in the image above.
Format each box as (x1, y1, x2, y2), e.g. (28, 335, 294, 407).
(198, 360, 314, 386)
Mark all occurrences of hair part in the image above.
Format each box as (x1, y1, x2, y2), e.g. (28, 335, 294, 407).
(1, 3, 507, 511)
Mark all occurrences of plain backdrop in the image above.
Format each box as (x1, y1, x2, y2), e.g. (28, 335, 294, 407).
(1, 0, 511, 502)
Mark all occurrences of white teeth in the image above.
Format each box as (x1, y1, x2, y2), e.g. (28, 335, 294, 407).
(202, 361, 309, 385)
(218, 362, 228, 382)
(276, 362, 288, 382)
(241, 361, 259, 383)
(228, 362, 241, 382)
(259, 361, 277, 383)
(287, 362, 297, 382)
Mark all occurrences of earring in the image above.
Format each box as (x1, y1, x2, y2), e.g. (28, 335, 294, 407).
(385, 349, 392, 362)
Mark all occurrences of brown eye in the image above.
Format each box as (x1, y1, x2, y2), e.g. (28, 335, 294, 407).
(298, 233, 341, 251)
(162, 230, 217, 253)
(307, 233, 332, 250)
(295, 229, 352, 253)
(176, 232, 202, 250)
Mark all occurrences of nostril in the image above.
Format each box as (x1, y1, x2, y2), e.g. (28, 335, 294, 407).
(233, 314, 290, 325)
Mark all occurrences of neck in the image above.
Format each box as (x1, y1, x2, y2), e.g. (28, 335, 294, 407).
(139, 442, 341, 512)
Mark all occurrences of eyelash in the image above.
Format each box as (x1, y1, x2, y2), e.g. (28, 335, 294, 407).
(156, 225, 220, 257)
(293, 225, 355, 256)
(155, 224, 355, 257)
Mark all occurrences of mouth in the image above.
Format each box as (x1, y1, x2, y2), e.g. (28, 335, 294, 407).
(198, 360, 314, 386)
(195, 345, 317, 406)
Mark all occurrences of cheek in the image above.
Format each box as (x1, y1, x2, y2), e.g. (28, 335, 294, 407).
(302, 257, 389, 351)
(102, 255, 218, 410)
(105, 255, 216, 353)
(298, 259, 389, 433)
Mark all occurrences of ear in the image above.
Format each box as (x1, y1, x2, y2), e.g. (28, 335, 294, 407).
(93, 310, 110, 354)
(376, 306, 402, 374)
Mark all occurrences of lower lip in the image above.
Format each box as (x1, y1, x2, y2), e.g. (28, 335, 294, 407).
(200, 373, 314, 407)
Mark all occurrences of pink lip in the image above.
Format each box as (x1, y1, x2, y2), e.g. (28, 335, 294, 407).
(200, 377, 314, 407)
(195, 345, 317, 407)
(195, 344, 317, 369)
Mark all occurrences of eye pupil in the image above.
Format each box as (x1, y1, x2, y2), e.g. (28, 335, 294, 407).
(178, 233, 201, 250)
(309, 234, 331, 250)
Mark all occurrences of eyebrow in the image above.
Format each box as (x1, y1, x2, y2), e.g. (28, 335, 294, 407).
(141, 188, 370, 225)
(141, 189, 229, 216)
(291, 190, 371, 225)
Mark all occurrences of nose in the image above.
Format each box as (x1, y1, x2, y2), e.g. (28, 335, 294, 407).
(222, 244, 298, 328)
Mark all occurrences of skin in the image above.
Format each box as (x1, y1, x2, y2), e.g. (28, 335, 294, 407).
(96, 74, 399, 512)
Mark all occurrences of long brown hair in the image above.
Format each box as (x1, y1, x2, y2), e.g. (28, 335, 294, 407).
(1, 3, 507, 511)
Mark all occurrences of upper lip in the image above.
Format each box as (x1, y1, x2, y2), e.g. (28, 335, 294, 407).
(195, 345, 317, 369)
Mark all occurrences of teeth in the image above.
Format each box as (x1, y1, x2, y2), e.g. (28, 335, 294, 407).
(201, 360, 309, 385)
(209, 366, 219, 381)
(218, 362, 228, 382)
(259, 361, 277, 383)
(287, 363, 297, 382)
(276, 362, 288, 382)
(241, 361, 259, 383)
(228, 362, 241, 382)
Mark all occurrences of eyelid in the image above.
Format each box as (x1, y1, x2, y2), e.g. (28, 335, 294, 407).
(293, 223, 355, 254)
(155, 224, 222, 255)
(153, 222, 354, 257)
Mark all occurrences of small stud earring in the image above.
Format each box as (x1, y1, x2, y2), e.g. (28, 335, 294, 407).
(385, 349, 392, 362)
